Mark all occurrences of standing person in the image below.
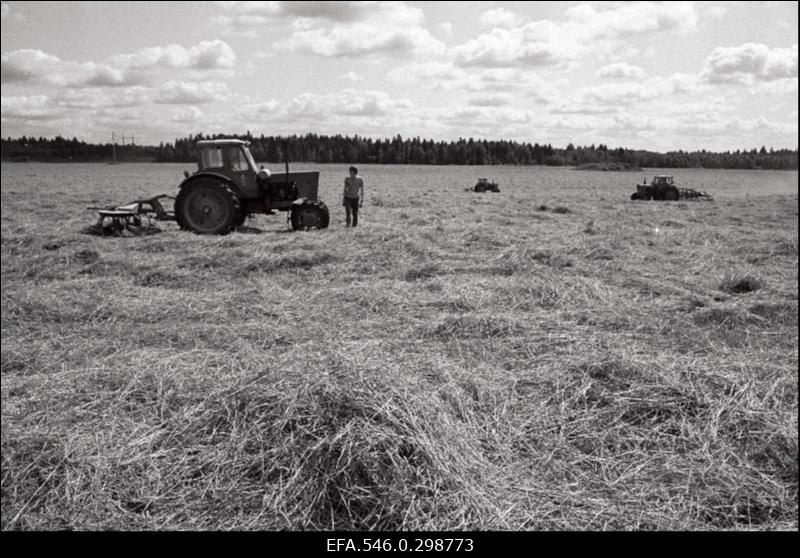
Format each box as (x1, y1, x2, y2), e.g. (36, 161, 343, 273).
(343, 166, 364, 227)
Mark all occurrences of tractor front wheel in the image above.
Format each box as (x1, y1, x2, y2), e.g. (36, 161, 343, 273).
(291, 200, 330, 230)
(175, 181, 241, 235)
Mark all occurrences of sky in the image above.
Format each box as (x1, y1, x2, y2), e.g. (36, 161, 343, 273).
(1, 1, 798, 152)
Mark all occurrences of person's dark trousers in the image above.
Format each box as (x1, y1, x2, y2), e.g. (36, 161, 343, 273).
(345, 196, 359, 227)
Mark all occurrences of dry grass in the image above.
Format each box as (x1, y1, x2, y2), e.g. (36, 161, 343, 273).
(1, 163, 797, 530)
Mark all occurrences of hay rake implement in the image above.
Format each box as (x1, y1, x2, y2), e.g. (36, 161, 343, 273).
(677, 188, 714, 201)
(86, 195, 175, 236)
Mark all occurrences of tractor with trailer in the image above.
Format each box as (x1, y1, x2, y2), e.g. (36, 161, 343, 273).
(175, 139, 329, 234)
(630, 175, 713, 201)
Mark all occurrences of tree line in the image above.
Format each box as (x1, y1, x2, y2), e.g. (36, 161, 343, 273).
(1, 133, 797, 170)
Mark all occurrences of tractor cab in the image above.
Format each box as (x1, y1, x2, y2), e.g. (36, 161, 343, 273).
(651, 175, 674, 186)
(196, 139, 257, 173)
(194, 140, 260, 197)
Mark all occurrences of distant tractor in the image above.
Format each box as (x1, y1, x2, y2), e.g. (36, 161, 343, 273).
(472, 178, 500, 192)
(631, 175, 713, 201)
(175, 139, 329, 234)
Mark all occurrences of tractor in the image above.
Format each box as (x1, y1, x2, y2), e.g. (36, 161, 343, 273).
(472, 178, 500, 192)
(175, 139, 329, 234)
(630, 175, 713, 201)
(631, 175, 680, 200)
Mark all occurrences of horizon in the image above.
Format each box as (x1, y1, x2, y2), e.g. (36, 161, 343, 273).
(1, 1, 798, 152)
(2, 131, 798, 155)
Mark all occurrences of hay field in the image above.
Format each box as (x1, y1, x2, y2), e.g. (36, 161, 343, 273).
(1, 162, 797, 530)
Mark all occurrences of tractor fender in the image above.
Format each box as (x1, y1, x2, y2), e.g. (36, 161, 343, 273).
(179, 172, 243, 198)
(291, 197, 310, 206)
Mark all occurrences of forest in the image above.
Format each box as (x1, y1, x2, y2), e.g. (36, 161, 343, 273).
(1, 133, 797, 170)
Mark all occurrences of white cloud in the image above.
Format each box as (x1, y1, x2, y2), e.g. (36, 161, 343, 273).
(1, 40, 236, 89)
(550, 100, 619, 116)
(387, 62, 555, 101)
(1, 95, 54, 119)
(216, 1, 391, 27)
(551, 73, 704, 115)
(666, 72, 701, 94)
(156, 81, 230, 104)
(283, 23, 444, 58)
(451, 2, 698, 69)
(54, 87, 151, 108)
(217, 1, 442, 59)
(387, 61, 465, 83)
(434, 105, 533, 133)
(110, 40, 236, 70)
(451, 27, 574, 68)
(468, 93, 513, 107)
(663, 115, 798, 143)
(215, 2, 445, 59)
(171, 106, 204, 123)
(285, 89, 412, 119)
(473, 68, 554, 98)
(598, 62, 647, 80)
(537, 108, 798, 152)
(248, 99, 281, 114)
(480, 8, 519, 30)
(437, 22, 453, 37)
(584, 82, 651, 104)
(702, 43, 798, 84)
(752, 78, 800, 96)
(82, 64, 133, 87)
(1, 49, 63, 83)
(341, 71, 363, 82)
(0, 49, 148, 87)
(564, 1, 697, 38)
(1, 88, 155, 132)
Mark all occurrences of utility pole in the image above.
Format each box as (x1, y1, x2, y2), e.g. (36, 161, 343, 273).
(111, 131, 117, 164)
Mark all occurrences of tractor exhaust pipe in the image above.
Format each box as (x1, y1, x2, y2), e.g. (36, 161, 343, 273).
(284, 140, 290, 184)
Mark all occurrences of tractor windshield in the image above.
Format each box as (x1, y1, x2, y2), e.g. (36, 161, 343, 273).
(199, 147, 224, 170)
(226, 145, 257, 172)
(227, 146, 249, 172)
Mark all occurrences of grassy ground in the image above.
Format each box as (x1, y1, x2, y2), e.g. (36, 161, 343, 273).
(1, 167, 797, 530)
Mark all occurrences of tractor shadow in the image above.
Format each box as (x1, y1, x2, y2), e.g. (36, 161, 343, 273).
(233, 225, 267, 235)
(233, 225, 297, 235)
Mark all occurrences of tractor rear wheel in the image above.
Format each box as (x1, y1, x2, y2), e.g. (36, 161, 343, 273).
(664, 187, 680, 201)
(175, 181, 241, 235)
(291, 200, 330, 230)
